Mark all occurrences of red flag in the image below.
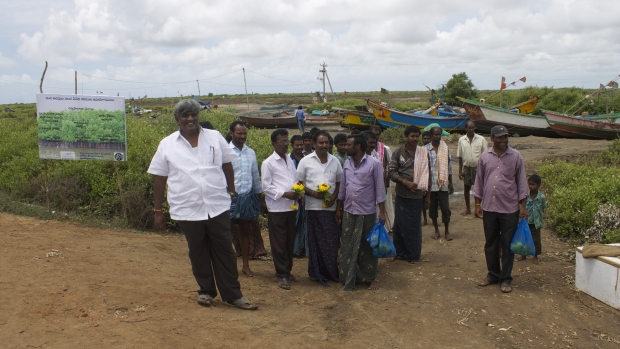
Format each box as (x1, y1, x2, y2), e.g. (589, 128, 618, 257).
(608, 81, 619, 88)
(510, 82, 516, 86)
(500, 76, 506, 90)
(600, 83, 606, 90)
(519, 77, 526, 83)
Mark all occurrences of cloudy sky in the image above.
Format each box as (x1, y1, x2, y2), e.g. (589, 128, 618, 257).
(0, 0, 618, 103)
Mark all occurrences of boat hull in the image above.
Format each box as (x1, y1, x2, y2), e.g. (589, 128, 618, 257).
(334, 109, 376, 130)
(238, 114, 298, 128)
(544, 111, 620, 140)
(367, 99, 468, 130)
(474, 105, 559, 137)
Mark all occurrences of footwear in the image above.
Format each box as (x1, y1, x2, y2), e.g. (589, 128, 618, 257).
(477, 277, 498, 287)
(197, 294, 214, 307)
(227, 297, 258, 310)
(500, 283, 512, 293)
(278, 278, 290, 290)
(289, 275, 300, 282)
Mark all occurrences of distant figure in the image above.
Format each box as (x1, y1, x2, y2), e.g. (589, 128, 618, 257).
(295, 106, 306, 133)
(421, 131, 431, 225)
(425, 127, 454, 241)
(333, 133, 349, 167)
(302, 132, 313, 155)
(457, 121, 487, 216)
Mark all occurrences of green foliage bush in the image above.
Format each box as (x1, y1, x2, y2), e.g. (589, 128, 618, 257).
(445, 72, 478, 106)
(537, 140, 620, 242)
(309, 98, 366, 112)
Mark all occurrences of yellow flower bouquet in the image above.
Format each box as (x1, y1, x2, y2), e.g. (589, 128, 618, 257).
(317, 183, 331, 207)
(290, 182, 305, 210)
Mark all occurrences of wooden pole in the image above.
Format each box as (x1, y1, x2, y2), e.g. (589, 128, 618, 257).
(113, 161, 127, 220)
(40, 61, 51, 215)
(75, 71, 77, 94)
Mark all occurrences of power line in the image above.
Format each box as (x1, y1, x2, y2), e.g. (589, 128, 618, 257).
(245, 69, 314, 83)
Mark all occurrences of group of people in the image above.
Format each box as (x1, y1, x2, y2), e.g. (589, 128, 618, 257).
(147, 99, 547, 310)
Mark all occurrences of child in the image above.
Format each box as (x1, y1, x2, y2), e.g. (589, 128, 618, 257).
(421, 131, 432, 226)
(518, 174, 546, 264)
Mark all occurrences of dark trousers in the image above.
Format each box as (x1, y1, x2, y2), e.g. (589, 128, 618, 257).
(529, 224, 542, 255)
(177, 211, 243, 302)
(268, 211, 297, 278)
(429, 191, 451, 223)
(483, 210, 519, 284)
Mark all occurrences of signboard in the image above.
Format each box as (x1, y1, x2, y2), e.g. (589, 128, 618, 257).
(36, 94, 127, 161)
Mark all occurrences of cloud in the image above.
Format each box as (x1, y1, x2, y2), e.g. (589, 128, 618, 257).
(2, 0, 619, 103)
(0, 52, 15, 67)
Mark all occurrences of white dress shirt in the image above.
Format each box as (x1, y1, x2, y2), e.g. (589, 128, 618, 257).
(296, 152, 343, 211)
(147, 128, 237, 221)
(261, 151, 298, 212)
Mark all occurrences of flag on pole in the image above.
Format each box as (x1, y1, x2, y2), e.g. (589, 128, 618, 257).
(607, 81, 619, 88)
(600, 83, 606, 90)
(510, 82, 516, 86)
(344, 91, 348, 96)
(500, 77, 506, 90)
(519, 77, 527, 83)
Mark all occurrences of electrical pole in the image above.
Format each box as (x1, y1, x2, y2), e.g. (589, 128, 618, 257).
(196, 80, 201, 96)
(319, 62, 327, 102)
(243, 68, 249, 110)
(75, 71, 77, 94)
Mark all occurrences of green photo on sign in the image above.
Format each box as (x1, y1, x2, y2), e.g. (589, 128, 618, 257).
(36, 94, 127, 161)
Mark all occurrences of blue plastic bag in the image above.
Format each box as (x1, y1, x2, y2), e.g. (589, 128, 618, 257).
(366, 219, 397, 258)
(510, 218, 536, 256)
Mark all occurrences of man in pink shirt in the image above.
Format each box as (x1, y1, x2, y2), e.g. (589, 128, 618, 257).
(473, 125, 528, 294)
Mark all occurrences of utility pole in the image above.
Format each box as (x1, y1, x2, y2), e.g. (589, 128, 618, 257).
(319, 62, 327, 102)
(243, 68, 249, 110)
(75, 71, 77, 94)
(196, 80, 201, 96)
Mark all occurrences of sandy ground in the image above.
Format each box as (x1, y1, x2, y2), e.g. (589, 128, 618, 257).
(1, 136, 620, 348)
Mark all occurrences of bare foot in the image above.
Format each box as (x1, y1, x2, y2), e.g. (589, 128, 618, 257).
(242, 267, 255, 277)
(532, 256, 539, 265)
(386, 257, 396, 262)
(515, 255, 526, 262)
(461, 210, 471, 216)
(368, 280, 379, 290)
(444, 232, 453, 241)
(431, 232, 440, 240)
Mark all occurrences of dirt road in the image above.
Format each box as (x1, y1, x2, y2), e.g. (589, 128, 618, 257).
(1, 137, 619, 348)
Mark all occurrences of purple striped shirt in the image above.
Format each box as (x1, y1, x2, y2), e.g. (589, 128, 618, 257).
(338, 154, 386, 215)
(473, 146, 528, 213)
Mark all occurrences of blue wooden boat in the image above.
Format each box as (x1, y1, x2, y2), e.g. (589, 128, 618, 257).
(367, 99, 468, 130)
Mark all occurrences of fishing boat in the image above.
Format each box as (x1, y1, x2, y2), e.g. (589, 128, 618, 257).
(458, 97, 559, 137)
(458, 94, 539, 122)
(543, 110, 620, 140)
(333, 106, 376, 130)
(237, 111, 297, 129)
(366, 99, 468, 131)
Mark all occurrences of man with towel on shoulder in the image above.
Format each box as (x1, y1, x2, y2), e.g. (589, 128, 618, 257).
(425, 126, 454, 241)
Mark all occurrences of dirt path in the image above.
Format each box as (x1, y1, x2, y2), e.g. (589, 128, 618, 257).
(1, 137, 620, 348)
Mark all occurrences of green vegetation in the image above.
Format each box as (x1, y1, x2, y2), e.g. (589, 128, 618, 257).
(445, 72, 478, 106)
(537, 140, 620, 243)
(38, 109, 125, 143)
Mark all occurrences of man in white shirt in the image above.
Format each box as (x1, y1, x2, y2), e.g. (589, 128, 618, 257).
(261, 128, 302, 290)
(457, 120, 488, 216)
(296, 130, 342, 286)
(148, 99, 257, 310)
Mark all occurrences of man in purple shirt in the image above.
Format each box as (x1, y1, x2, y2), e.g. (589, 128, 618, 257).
(335, 134, 386, 291)
(473, 125, 529, 294)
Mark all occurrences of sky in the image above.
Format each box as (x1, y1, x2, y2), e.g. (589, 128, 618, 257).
(0, 0, 619, 104)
